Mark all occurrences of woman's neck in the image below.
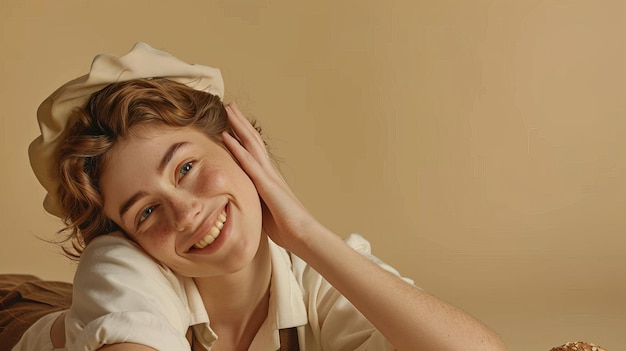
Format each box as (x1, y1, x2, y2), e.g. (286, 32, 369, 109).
(193, 235, 272, 349)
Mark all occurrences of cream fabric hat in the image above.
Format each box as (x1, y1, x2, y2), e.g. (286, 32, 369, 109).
(29, 42, 225, 217)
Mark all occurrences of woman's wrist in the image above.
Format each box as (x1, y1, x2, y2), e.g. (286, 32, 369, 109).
(288, 224, 348, 269)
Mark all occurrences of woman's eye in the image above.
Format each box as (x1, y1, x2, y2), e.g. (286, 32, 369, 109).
(139, 206, 155, 224)
(179, 162, 193, 180)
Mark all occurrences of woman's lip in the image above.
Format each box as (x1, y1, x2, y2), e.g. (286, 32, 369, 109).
(184, 202, 228, 252)
(186, 203, 231, 254)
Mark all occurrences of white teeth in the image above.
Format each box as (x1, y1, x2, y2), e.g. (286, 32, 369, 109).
(209, 226, 220, 237)
(193, 211, 227, 249)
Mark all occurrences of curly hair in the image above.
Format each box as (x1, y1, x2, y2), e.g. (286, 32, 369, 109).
(56, 78, 233, 259)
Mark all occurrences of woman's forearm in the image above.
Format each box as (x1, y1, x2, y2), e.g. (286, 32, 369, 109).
(223, 103, 508, 350)
(292, 224, 508, 351)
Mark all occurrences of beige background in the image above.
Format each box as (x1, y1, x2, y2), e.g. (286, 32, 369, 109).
(1, 0, 624, 350)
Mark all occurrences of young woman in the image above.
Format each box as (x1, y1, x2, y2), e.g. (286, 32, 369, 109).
(14, 42, 508, 350)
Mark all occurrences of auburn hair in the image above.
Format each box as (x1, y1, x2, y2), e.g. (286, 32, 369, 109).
(56, 78, 233, 259)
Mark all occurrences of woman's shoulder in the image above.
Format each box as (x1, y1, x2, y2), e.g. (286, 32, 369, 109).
(65, 233, 195, 349)
(78, 232, 161, 272)
(74, 232, 183, 294)
(69, 232, 194, 332)
(81, 232, 149, 259)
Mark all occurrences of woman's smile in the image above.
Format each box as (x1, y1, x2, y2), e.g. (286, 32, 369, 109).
(185, 201, 230, 252)
(99, 124, 263, 277)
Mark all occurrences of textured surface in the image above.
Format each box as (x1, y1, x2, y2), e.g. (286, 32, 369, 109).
(551, 341, 608, 351)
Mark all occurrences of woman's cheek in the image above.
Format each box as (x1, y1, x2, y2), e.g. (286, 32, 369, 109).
(139, 222, 173, 255)
(194, 168, 228, 195)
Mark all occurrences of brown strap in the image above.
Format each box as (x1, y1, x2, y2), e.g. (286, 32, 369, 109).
(186, 327, 194, 347)
(279, 327, 300, 351)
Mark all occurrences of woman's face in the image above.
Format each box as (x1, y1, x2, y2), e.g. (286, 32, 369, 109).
(99, 124, 263, 278)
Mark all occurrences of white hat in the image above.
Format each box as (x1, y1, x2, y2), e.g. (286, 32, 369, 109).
(28, 42, 225, 217)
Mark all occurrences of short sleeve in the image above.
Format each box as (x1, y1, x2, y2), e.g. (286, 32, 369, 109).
(65, 234, 192, 351)
(293, 233, 415, 351)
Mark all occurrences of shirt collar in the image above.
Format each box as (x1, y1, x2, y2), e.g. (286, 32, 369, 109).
(188, 238, 308, 349)
(249, 239, 308, 350)
(267, 238, 308, 329)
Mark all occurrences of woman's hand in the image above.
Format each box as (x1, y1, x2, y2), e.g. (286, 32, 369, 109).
(222, 102, 320, 252)
(222, 102, 508, 351)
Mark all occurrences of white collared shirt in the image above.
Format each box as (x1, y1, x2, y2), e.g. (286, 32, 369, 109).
(17, 233, 413, 350)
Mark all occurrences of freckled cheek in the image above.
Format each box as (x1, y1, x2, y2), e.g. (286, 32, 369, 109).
(139, 225, 175, 256)
(194, 166, 254, 195)
(193, 164, 260, 215)
(194, 169, 228, 194)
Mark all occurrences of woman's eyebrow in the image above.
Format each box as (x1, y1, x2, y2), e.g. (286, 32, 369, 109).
(119, 191, 148, 219)
(118, 141, 191, 220)
(158, 141, 191, 174)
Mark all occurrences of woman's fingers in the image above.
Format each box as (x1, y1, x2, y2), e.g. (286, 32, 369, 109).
(222, 131, 267, 189)
(225, 103, 269, 164)
(224, 103, 299, 199)
(223, 103, 282, 194)
(223, 103, 317, 250)
(229, 103, 265, 147)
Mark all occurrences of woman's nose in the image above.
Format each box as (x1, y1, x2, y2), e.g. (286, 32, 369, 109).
(168, 192, 201, 231)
